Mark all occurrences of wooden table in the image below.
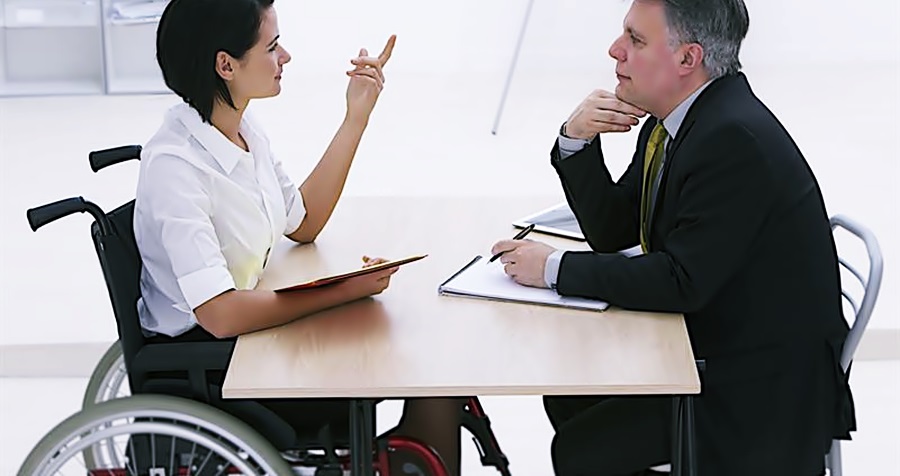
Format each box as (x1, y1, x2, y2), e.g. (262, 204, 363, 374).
(222, 196, 700, 475)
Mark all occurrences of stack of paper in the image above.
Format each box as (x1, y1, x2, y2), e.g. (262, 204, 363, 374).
(438, 256, 609, 312)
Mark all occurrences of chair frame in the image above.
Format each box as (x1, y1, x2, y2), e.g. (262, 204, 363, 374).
(825, 214, 883, 476)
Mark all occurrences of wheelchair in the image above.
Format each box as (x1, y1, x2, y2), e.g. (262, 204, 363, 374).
(20, 145, 512, 476)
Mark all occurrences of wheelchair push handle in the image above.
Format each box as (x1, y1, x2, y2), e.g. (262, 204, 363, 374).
(89, 145, 141, 173)
(26, 197, 112, 235)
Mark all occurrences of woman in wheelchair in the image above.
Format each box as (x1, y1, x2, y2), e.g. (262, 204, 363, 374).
(137, 0, 462, 473)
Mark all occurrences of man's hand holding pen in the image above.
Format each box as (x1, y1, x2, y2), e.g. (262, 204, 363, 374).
(491, 224, 558, 289)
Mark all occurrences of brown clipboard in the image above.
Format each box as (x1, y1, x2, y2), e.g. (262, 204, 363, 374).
(273, 254, 428, 292)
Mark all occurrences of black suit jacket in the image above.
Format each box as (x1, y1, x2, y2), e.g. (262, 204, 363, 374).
(551, 73, 855, 475)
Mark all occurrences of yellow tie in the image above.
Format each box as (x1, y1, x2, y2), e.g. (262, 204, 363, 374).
(640, 123, 668, 253)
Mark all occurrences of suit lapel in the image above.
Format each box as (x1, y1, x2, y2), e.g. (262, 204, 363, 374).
(645, 116, 697, 244)
(645, 74, 738, 243)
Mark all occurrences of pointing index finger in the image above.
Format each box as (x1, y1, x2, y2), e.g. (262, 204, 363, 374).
(379, 35, 396, 66)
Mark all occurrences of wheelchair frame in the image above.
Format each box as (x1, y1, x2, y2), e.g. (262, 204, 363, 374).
(21, 145, 513, 476)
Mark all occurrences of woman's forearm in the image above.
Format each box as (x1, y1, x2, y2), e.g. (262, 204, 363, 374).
(193, 283, 362, 338)
(289, 117, 368, 243)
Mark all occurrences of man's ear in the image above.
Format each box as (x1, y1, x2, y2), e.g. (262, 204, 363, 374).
(215, 51, 235, 81)
(678, 43, 704, 75)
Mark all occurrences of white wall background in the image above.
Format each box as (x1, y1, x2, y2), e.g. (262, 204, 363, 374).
(268, 0, 900, 74)
(1, 0, 898, 346)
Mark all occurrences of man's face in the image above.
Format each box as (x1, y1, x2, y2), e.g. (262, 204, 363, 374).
(608, 0, 683, 114)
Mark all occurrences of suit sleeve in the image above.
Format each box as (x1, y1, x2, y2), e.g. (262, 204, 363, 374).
(550, 123, 650, 253)
(556, 124, 776, 313)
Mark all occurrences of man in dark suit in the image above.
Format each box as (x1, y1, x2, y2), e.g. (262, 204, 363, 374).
(490, 1, 856, 475)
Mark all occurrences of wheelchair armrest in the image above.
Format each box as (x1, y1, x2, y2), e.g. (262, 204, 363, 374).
(132, 342, 234, 372)
(131, 341, 235, 402)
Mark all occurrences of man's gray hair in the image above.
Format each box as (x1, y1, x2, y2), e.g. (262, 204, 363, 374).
(659, 0, 750, 79)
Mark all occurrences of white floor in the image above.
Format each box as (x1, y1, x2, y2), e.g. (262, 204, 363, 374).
(1, 61, 899, 474)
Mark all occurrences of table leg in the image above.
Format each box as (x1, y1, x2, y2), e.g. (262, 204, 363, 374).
(684, 395, 697, 476)
(671, 395, 698, 476)
(671, 396, 683, 476)
(349, 399, 376, 476)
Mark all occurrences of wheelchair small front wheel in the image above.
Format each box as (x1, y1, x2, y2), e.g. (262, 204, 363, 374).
(18, 394, 294, 476)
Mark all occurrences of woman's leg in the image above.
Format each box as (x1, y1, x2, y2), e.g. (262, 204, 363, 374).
(391, 397, 466, 476)
(260, 396, 465, 475)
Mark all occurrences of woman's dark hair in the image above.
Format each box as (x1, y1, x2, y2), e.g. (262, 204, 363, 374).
(156, 0, 275, 123)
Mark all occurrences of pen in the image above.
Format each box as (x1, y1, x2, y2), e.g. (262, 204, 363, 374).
(489, 223, 536, 263)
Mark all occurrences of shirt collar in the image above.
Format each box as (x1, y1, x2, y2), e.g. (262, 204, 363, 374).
(170, 103, 253, 175)
(660, 79, 714, 140)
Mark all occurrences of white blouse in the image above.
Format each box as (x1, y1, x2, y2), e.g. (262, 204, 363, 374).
(134, 103, 306, 337)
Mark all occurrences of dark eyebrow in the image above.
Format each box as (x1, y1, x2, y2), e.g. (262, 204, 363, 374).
(267, 35, 280, 48)
(625, 27, 644, 41)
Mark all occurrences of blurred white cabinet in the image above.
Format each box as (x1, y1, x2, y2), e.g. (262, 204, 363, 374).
(101, 0, 168, 94)
(0, 0, 106, 96)
(0, 0, 169, 97)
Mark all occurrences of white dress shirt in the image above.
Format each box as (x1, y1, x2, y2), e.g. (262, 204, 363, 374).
(134, 103, 306, 337)
(546, 82, 713, 288)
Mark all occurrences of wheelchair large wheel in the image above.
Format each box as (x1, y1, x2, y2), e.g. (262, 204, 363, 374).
(81, 341, 130, 469)
(82, 341, 128, 407)
(18, 394, 294, 476)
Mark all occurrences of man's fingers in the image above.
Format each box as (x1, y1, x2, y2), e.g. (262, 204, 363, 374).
(607, 99, 647, 117)
(587, 91, 647, 117)
(491, 239, 521, 256)
(593, 110, 639, 126)
(587, 119, 632, 133)
(587, 98, 645, 119)
(379, 35, 396, 66)
(503, 262, 515, 277)
(591, 89, 617, 99)
(503, 264, 526, 285)
(600, 97, 647, 117)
